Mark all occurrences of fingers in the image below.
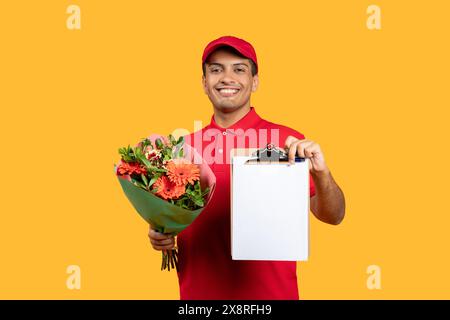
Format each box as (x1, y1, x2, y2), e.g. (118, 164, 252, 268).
(148, 227, 172, 248)
(153, 245, 174, 251)
(295, 141, 314, 158)
(284, 135, 298, 150)
(284, 135, 325, 171)
(148, 227, 175, 251)
(285, 135, 305, 163)
(285, 136, 317, 163)
(149, 236, 175, 250)
(149, 227, 173, 240)
(288, 141, 298, 164)
(150, 237, 174, 245)
(304, 145, 314, 158)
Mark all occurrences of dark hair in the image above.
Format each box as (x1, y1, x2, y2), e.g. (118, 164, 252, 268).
(202, 46, 257, 76)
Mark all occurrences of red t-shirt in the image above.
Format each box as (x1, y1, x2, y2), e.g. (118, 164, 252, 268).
(177, 107, 316, 300)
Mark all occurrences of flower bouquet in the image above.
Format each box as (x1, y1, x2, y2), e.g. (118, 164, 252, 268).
(115, 134, 216, 271)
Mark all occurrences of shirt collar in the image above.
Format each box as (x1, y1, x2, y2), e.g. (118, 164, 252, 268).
(207, 107, 263, 133)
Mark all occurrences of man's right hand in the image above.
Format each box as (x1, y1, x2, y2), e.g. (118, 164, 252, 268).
(148, 226, 175, 251)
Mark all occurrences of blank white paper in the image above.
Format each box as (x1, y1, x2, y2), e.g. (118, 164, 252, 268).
(231, 156, 310, 261)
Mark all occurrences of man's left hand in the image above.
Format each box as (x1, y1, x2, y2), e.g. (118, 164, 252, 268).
(284, 136, 329, 174)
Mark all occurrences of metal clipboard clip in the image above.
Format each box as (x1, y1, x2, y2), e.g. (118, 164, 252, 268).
(245, 143, 305, 164)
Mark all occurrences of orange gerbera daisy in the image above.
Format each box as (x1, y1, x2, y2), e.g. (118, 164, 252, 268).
(117, 161, 147, 176)
(152, 175, 185, 200)
(166, 159, 200, 186)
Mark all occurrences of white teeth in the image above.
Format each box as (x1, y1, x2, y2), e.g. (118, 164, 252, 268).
(219, 89, 239, 94)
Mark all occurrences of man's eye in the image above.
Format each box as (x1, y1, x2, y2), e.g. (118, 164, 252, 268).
(211, 69, 221, 73)
(235, 68, 245, 73)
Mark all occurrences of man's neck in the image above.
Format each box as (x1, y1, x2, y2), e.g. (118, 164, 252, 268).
(213, 104, 251, 128)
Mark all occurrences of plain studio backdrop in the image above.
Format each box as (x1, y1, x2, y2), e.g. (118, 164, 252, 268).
(0, 0, 449, 299)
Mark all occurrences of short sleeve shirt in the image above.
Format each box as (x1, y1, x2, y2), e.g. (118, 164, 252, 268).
(177, 107, 316, 300)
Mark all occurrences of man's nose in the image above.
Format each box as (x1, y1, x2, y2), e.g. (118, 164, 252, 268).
(219, 67, 237, 84)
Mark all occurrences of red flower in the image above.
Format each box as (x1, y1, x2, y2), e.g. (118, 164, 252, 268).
(117, 161, 147, 176)
(145, 148, 161, 161)
(166, 159, 200, 186)
(152, 176, 186, 200)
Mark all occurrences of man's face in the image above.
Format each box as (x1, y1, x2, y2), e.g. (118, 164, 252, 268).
(202, 49, 258, 112)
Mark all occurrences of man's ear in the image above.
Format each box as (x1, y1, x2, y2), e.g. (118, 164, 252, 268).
(251, 74, 259, 92)
(202, 75, 208, 95)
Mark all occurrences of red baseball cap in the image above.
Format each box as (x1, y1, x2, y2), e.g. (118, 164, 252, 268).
(202, 36, 258, 74)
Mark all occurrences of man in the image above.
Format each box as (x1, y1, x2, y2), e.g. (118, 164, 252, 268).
(148, 36, 345, 299)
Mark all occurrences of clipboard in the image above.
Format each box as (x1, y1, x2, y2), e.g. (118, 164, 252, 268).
(230, 144, 310, 261)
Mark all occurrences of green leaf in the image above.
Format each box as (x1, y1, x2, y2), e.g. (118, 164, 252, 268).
(131, 178, 147, 191)
(168, 134, 177, 146)
(194, 198, 204, 207)
(155, 138, 164, 149)
(201, 187, 210, 197)
(134, 147, 152, 167)
(140, 138, 152, 150)
(118, 145, 136, 162)
(147, 165, 167, 173)
(148, 174, 160, 188)
(163, 146, 173, 158)
(141, 174, 149, 187)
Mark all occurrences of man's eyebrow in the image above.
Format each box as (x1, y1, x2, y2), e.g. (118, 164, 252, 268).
(232, 63, 249, 67)
(207, 62, 250, 67)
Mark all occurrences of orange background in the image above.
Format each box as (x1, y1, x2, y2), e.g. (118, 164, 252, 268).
(0, 0, 449, 299)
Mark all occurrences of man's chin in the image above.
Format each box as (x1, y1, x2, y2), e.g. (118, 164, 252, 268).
(212, 101, 244, 112)
(215, 105, 241, 113)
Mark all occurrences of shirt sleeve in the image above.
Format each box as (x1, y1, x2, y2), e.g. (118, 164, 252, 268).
(309, 174, 316, 197)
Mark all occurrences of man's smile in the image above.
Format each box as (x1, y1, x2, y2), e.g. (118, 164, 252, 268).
(215, 86, 240, 97)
